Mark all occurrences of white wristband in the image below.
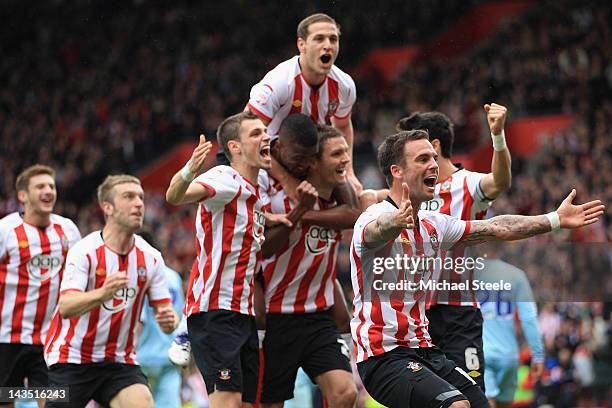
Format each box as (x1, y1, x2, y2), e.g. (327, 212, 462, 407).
(180, 165, 195, 182)
(545, 211, 561, 231)
(491, 129, 507, 152)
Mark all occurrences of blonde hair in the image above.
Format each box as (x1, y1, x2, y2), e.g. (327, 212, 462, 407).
(97, 174, 141, 205)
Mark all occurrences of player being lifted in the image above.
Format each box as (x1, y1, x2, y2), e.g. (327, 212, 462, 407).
(244, 13, 361, 191)
(0, 165, 81, 408)
(396, 103, 512, 388)
(44, 175, 178, 408)
(258, 117, 359, 408)
(165, 111, 273, 408)
(351, 130, 604, 408)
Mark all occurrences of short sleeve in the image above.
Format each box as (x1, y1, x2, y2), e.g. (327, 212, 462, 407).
(334, 76, 357, 120)
(351, 209, 380, 253)
(147, 255, 172, 306)
(0, 227, 8, 260)
(66, 220, 82, 247)
(438, 213, 470, 249)
(194, 167, 240, 207)
(247, 70, 289, 123)
(169, 270, 185, 314)
(60, 245, 90, 293)
(465, 171, 494, 212)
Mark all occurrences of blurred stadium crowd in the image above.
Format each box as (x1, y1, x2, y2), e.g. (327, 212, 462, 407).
(1, 0, 610, 406)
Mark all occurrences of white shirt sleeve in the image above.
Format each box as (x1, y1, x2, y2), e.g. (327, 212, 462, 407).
(436, 213, 470, 249)
(147, 255, 172, 305)
(66, 219, 82, 247)
(334, 75, 357, 119)
(60, 244, 90, 293)
(465, 171, 494, 212)
(258, 171, 272, 212)
(193, 167, 240, 208)
(352, 208, 384, 254)
(247, 70, 289, 123)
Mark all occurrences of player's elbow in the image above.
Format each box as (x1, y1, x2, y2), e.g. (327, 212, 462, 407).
(58, 296, 77, 319)
(165, 190, 179, 205)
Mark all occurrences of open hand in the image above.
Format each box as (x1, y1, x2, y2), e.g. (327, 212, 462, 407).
(187, 134, 213, 174)
(557, 189, 605, 229)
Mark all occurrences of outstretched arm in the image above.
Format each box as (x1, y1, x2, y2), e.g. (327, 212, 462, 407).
(461, 190, 604, 246)
(166, 135, 214, 205)
(480, 103, 512, 199)
(363, 183, 414, 247)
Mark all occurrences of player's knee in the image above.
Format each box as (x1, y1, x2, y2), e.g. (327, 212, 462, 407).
(448, 400, 470, 408)
(328, 382, 358, 407)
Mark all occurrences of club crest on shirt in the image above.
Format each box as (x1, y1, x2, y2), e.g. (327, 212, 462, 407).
(328, 98, 339, 114)
(429, 230, 440, 252)
(27, 254, 64, 281)
(440, 180, 451, 193)
(407, 361, 422, 372)
(137, 266, 147, 282)
(305, 225, 336, 255)
(219, 368, 231, 380)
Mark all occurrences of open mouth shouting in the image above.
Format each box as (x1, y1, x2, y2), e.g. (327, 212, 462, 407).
(260, 145, 271, 163)
(424, 175, 437, 191)
(320, 54, 333, 68)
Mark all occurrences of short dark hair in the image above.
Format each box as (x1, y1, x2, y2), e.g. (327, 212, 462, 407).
(278, 114, 319, 149)
(297, 13, 340, 40)
(15, 164, 55, 192)
(217, 110, 260, 162)
(378, 130, 430, 187)
(396, 112, 454, 158)
(316, 125, 344, 158)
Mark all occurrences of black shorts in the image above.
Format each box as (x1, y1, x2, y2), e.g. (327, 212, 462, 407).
(46, 362, 148, 408)
(427, 305, 485, 390)
(0, 343, 48, 388)
(357, 346, 488, 408)
(261, 310, 351, 403)
(187, 310, 259, 402)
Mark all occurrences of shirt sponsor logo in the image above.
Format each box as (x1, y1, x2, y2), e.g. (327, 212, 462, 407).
(421, 198, 443, 211)
(103, 286, 137, 312)
(27, 254, 64, 280)
(305, 225, 336, 255)
(253, 210, 266, 239)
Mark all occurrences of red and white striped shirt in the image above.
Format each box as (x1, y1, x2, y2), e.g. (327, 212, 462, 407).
(351, 199, 470, 362)
(0, 212, 80, 345)
(44, 232, 171, 366)
(184, 166, 266, 317)
(259, 173, 341, 314)
(247, 55, 356, 136)
(421, 167, 492, 307)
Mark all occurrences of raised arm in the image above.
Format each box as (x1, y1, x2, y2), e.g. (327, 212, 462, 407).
(363, 183, 414, 247)
(461, 190, 604, 246)
(479, 103, 512, 199)
(301, 181, 361, 230)
(166, 135, 214, 205)
(261, 181, 318, 258)
(59, 272, 129, 318)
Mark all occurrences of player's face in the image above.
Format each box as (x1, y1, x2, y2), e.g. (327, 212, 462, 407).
(20, 174, 57, 216)
(299, 22, 340, 76)
(238, 118, 272, 170)
(276, 141, 317, 179)
(396, 139, 439, 202)
(312, 136, 350, 186)
(108, 183, 145, 231)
